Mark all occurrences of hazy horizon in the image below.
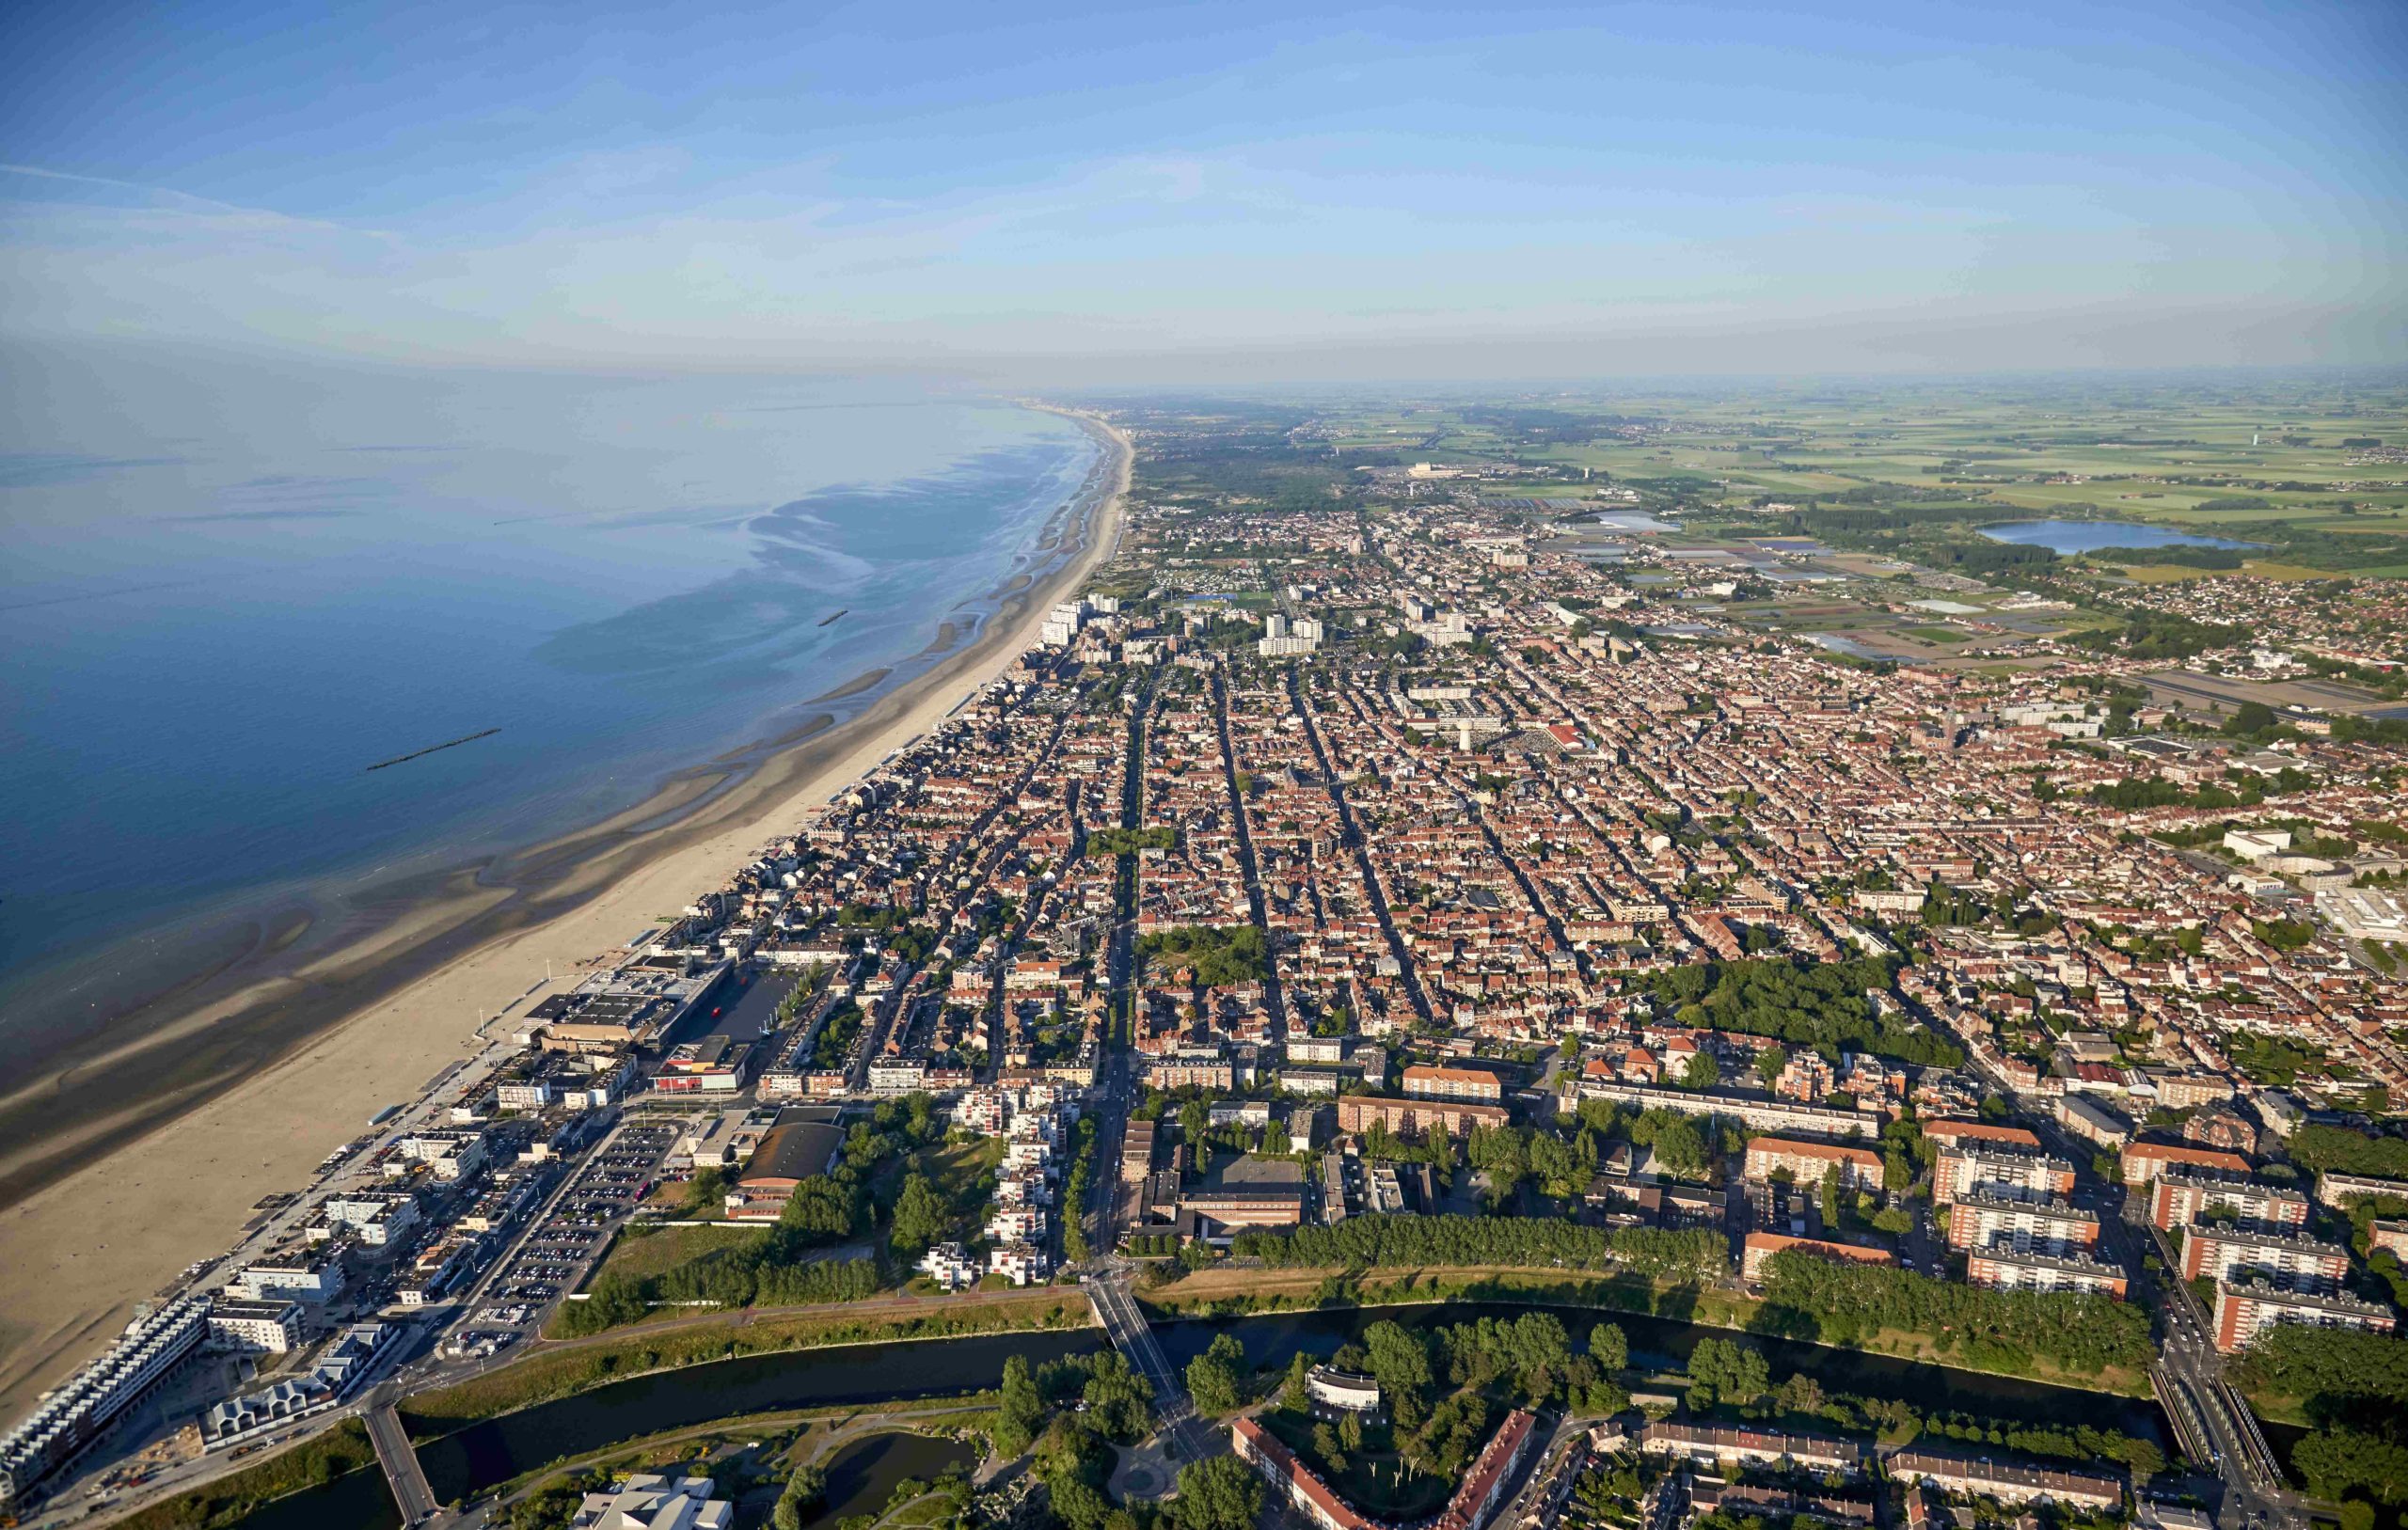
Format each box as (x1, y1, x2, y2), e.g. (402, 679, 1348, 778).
(5, 0, 2404, 382)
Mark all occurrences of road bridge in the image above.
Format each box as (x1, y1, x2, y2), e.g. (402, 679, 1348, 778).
(364, 1399, 441, 1525)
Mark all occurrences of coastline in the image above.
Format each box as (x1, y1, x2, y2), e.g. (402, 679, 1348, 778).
(0, 408, 1133, 1420)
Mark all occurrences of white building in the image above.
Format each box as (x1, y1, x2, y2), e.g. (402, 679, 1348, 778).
(207, 1300, 305, 1355)
(572, 1472, 733, 1530)
(918, 1242, 978, 1292)
(988, 1241, 1049, 1286)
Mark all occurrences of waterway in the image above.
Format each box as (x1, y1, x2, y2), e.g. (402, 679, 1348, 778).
(1977, 519, 2261, 554)
(232, 1303, 2170, 1525)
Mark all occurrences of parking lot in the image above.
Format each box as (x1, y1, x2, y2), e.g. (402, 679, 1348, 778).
(453, 1121, 676, 1346)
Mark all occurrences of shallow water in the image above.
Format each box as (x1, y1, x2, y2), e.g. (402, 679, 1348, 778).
(0, 343, 1097, 1069)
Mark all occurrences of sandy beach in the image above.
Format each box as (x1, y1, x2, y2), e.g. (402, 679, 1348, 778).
(0, 410, 1131, 1420)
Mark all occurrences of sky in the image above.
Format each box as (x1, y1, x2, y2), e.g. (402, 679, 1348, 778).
(1, 0, 2403, 381)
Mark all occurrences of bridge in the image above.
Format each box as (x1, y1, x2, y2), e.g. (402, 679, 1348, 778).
(364, 1399, 443, 1526)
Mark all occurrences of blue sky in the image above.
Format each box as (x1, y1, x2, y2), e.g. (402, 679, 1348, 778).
(2, 0, 2401, 378)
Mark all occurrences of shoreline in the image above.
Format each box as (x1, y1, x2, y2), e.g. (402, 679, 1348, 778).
(0, 408, 1133, 1420)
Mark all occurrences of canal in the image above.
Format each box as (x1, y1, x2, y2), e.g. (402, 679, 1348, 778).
(235, 1301, 2169, 1526)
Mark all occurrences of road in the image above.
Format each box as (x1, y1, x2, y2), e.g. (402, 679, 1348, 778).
(1087, 1269, 1214, 1469)
(2010, 1107, 2306, 1530)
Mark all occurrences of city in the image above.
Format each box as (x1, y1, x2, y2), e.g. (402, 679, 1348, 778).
(11, 389, 2407, 1530)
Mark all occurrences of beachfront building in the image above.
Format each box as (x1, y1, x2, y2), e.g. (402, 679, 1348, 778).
(200, 1319, 402, 1450)
(206, 1300, 305, 1355)
(0, 1298, 209, 1508)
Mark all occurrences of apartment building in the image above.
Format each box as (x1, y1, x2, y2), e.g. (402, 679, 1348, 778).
(1946, 1191, 2099, 1253)
(1966, 1244, 2129, 1299)
(1743, 1137, 1883, 1193)
(1571, 1080, 1871, 1139)
(1402, 1064, 1504, 1104)
(230, 1241, 350, 1305)
(1742, 1232, 1895, 1283)
(2212, 1279, 2397, 1353)
(2180, 1225, 2351, 1288)
(1932, 1145, 2075, 1207)
(1640, 1422, 1863, 1473)
(0, 1298, 209, 1507)
(2149, 1172, 2310, 1234)
(206, 1300, 304, 1355)
(2121, 1141, 2251, 1187)
(1889, 1449, 2121, 1509)
(1336, 1094, 1511, 1139)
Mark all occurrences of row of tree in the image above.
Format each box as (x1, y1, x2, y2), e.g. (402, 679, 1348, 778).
(1228, 1212, 1728, 1279)
(1754, 1248, 2154, 1375)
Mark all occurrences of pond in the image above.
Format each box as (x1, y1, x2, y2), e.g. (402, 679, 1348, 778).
(1977, 519, 2261, 554)
(1804, 633, 1889, 661)
(806, 1430, 979, 1527)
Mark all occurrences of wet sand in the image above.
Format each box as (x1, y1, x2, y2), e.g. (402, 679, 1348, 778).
(0, 410, 1131, 1419)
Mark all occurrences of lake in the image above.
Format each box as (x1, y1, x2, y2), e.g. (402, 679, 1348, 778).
(1978, 519, 2261, 554)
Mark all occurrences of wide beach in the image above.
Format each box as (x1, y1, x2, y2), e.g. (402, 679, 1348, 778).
(0, 409, 1131, 1419)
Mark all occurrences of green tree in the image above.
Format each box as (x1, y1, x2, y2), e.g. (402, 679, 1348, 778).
(1590, 1321, 1629, 1374)
(889, 1172, 948, 1258)
(1754, 1046, 1787, 1090)
(1186, 1333, 1247, 1416)
(1280, 1351, 1311, 1413)
(773, 1465, 829, 1530)
(1682, 1050, 1720, 1089)
(1174, 1456, 1264, 1530)
(1364, 1320, 1434, 1428)
(991, 1355, 1046, 1459)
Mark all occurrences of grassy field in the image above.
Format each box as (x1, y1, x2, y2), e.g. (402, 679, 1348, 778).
(594, 1221, 769, 1282)
(1294, 380, 2408, 578)
(404, 1288, 1092, 1436)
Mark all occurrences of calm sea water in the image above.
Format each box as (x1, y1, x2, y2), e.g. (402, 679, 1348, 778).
(0, 343, 1096, 1054)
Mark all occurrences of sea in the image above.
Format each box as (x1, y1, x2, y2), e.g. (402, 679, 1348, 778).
(0, 341, 1100, 1070)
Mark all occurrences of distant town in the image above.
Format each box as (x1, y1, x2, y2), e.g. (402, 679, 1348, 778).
(11, 388, 2408, 1530)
